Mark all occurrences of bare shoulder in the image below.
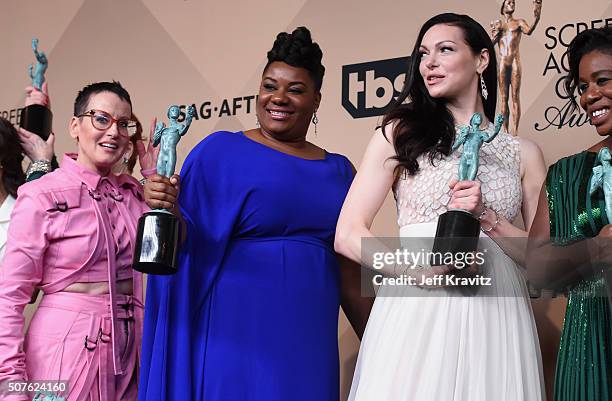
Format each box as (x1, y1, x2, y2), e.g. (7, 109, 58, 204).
(517, 137, 543, 158)
(371, 123, 398, 155)
(379, 119, 399, 141)
(517, 136, 545, 177)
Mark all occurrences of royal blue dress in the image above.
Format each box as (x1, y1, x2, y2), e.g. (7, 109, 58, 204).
(138, 131, 353, 401)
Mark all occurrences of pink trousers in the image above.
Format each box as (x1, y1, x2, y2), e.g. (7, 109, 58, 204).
(24, 292, 140, 401)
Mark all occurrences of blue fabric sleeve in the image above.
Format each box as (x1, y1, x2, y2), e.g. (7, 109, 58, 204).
(138, 133, 243, 400)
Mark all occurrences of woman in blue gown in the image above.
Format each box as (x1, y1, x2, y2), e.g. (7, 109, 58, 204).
(138, 27, 372, 401)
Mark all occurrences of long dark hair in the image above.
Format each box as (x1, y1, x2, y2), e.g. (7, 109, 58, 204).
(564, 27, 612, 113)
(0, 118, 25, 198)
(382, 13, 498, 179)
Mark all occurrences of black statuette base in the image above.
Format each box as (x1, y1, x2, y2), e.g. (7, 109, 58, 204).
(20, 104, 52, 140)
(431, 210, 480, 266)
(132, 210, 180, 275)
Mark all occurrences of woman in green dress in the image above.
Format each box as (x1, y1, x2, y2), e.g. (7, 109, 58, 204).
(528, 26, 612, 401)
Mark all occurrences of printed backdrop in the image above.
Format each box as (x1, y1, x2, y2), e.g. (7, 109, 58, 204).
(2, 1, 611, 399)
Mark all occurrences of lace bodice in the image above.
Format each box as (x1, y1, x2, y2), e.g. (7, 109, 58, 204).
(395, 130, 522, 227)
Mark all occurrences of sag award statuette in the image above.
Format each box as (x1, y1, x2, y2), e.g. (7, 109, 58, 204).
(133, 105, 196, 275)
(431, 113, 504, 262)
(20, 38, 52, 139)
(589, 147, 612, 304)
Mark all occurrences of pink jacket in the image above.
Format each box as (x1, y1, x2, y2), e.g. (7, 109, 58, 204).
(0, 195, 15, 262)
(0, 155, 148, 386)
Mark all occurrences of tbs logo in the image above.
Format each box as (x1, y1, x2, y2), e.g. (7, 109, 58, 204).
(342, 57, 409, 119)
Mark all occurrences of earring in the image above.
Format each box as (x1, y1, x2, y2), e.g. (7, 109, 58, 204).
(312, 112, 319, 135)
(255, 116, 260, 128)
(480, 74, 488, 100)
(123, 156, 129, 165)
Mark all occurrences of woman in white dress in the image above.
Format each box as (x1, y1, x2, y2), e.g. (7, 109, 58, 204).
(335, 13, 546, 401)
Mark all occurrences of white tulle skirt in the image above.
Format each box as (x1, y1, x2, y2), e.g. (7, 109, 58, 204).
(348, 222, 545, 401)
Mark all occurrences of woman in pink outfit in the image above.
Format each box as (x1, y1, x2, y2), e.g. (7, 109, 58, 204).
(0, 81, 149, 401)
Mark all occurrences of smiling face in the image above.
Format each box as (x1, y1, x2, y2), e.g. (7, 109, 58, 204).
(578, 50, 612, 136)
(418, 24, 486, 103)
(70, 91, 132, 175)
(256, 61, 321, 141)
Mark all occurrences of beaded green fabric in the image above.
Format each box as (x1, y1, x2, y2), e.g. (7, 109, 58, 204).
(547, 151, 611, 401)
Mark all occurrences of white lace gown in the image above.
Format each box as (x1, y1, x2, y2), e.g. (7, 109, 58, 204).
(348, 131, 545, 401)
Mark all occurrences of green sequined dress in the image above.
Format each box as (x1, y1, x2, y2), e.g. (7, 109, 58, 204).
(547, 151, 612, 401)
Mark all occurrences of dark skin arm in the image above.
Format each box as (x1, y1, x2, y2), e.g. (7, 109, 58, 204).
(338, 161, 374, 340)
(143, 173, 180, 211)
(143, 173, 187, 241)
(527, 183, 612, 289)
(338, 254, 374, 340)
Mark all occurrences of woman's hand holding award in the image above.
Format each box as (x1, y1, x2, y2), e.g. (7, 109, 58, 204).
(20, 38, 52, 139)
(133, 105, 196, 275)
(431, 113, 503, 264)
